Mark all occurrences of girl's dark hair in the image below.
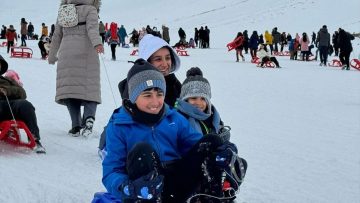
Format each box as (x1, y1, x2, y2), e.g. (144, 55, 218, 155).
(302, 33, 308, 42)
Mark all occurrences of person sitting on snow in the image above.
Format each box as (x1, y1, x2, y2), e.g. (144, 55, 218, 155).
(175, 67, 247, 201)
(257, 43, 281, 68)
(0, 54, 45, 153)
(102, 59, 245, 202)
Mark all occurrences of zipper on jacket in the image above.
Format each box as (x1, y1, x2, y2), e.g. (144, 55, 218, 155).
(151, 126, 163, 161)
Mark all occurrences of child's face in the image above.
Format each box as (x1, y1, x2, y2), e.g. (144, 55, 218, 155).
(149, 47, 172, 76)
(136, 88, 165, 114)
(187, 97, 207, 112)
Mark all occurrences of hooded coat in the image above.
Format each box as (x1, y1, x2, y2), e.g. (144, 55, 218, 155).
(118, 34, 181, 107)
(48, 0, 102, 105)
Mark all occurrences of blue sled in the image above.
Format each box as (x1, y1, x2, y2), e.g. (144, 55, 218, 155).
(92, 192, 121, 203)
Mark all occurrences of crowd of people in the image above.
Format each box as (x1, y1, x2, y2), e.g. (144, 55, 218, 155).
(231, 26, 355, 70)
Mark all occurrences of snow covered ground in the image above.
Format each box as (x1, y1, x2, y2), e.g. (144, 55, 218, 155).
(0, 0, 360, 202)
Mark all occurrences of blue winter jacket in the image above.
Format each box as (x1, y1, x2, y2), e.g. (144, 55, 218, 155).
(102, 105, 202, 199)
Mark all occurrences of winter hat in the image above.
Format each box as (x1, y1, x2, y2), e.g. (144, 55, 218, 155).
(127, 59, 166, 103)
(5, 69, 23, 86)
(139, 34, 180, 73)
(180, 67, 212, 114)
(0, 54, 8, 75)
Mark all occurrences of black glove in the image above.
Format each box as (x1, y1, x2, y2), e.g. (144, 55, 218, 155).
(213, 144, 235, 169)
(120, 170, 164, 200)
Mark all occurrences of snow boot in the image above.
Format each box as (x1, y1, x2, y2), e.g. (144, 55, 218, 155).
(68, 126, 82, 137)
(82, 117, 95, 137)
(34, 140, 46, 154)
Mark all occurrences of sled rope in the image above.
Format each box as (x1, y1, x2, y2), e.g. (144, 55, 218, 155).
(185, 170, 240, 203)
(2, 93, 21, 134)
(100, 55, 118, 108)
(3, 93, 17, 123)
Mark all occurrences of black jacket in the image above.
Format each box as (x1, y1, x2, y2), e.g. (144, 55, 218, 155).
(337, 30, 354, 53)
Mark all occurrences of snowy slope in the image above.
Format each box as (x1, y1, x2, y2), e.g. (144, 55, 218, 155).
(0, 0, 360, 203)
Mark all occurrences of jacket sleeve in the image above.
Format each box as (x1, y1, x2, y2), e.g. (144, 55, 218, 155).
(102, 119, 129, 199)
(175, 112, 202, 155)
(0, 77, 26, 100)
(48, 22, 63, 63)
(86, 7, 102, 47)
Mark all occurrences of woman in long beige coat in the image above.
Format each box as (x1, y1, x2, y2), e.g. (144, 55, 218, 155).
(48, 0, 104, 137)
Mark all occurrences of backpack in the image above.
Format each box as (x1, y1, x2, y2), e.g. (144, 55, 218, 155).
(110, 22, 118, 40)
(57, 4, 85, 27)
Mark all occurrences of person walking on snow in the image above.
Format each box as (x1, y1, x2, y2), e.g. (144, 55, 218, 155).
(48, 0, 104, 137)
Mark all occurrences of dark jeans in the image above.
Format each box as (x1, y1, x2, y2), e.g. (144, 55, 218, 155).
(319, 46, 329, 64)
(7, 41, 14, 53)
(64, 98, 97, 128)
(126, 135, 226, 203)
(100, 33, 105, 44)
(110, 44, 117, 60)
(265, 44, 274, 55)
(21, 34, 27, 46)
(0, 99, 40, 141)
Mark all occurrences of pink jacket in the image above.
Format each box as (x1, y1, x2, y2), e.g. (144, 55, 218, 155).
(299, 36, 310, 51)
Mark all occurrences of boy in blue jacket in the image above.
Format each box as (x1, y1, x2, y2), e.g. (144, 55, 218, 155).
(102, 59, 244, 203)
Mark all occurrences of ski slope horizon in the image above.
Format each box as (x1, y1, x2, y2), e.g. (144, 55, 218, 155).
(1, 0, 360, 203)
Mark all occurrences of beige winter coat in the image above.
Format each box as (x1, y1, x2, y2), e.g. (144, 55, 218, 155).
(48, 0, 102, 105)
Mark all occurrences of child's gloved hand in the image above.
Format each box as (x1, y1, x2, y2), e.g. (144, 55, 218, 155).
(120, 170, 164, 200)
(213, 145, 235, 169)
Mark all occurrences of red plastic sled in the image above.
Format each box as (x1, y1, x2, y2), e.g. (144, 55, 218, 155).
(0, 120, 36, 149)
(0, 41, 7, 47)
(256, 61, 276, 68)
(251, 57, 261, 64)
(176, 49, 189, 56)
(251, 57, 275, 68)
(350, 59, 360, 71)
(130, 49, 138, 56)
(10, 47, 33, 58)
(227, 36, 244, 51)
(273, 51, 290, 56)
(328, 59, 342, 67)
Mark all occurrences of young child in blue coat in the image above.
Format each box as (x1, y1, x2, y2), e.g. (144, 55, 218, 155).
(102, 59, 243, 203)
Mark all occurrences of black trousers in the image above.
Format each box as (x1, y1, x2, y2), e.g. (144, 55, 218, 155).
(319, 46, 329, 64)
(7, 41, 14, 53)
(0, 99, 40, 141)
(110, 44, 117, 60)
(126, 135, 225, 203)
(262, 56, 280, 67)
(339, 50, 351, 68)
